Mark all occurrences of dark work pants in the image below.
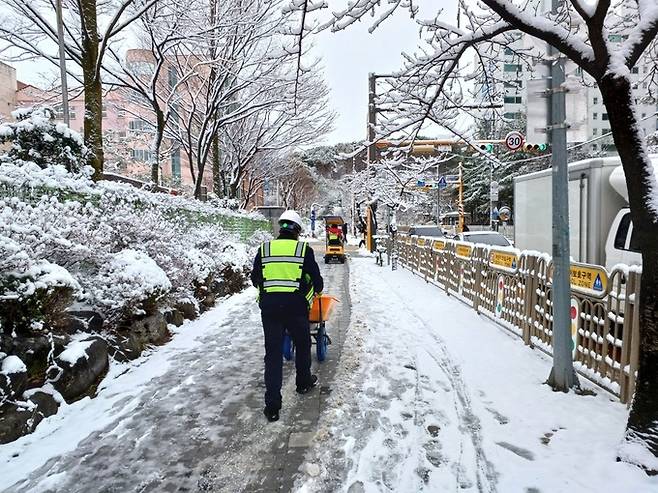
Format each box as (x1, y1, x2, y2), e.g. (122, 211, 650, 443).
(261, 305, 312, 410)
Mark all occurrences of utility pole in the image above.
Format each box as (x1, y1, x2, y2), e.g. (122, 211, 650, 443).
(547, 0, 580, 391)
(436, 161, 440, 225)
(367, 73, 377, 165)
(489, 163, 494, 229)
(55, 0, 70, 126)
(458, 163, 464, 233)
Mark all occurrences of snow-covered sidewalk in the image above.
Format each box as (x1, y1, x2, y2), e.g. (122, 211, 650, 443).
(295, 257, 658, 493)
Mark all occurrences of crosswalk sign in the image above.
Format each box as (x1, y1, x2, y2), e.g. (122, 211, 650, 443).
(593, 274, 603, 291)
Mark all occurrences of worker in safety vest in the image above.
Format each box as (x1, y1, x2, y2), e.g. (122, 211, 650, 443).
(251, 210, 324, 422)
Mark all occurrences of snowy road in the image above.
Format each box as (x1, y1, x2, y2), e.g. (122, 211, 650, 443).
(3, 252, 658, 492)
(1, 253, 350, 493)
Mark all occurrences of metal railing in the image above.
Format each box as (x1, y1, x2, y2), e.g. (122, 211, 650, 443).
(396, 235, 641, 404)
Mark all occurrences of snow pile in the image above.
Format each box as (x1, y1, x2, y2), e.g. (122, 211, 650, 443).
(57, 340, 95, 365)
(1, 355, 27, 375)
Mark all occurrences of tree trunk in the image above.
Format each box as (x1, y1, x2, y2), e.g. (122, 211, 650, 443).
(212, 134, 222, 196)
(79, 0, 103, 180)
(600, 74, 658, 467)
(151, 110, 165, 184)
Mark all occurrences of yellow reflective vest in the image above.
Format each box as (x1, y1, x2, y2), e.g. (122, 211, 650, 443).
(260, 239, 314, 306)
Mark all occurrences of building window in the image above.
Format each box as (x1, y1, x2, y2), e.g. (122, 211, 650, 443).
(168, 66, 178, 88)
(632, 67, 639, 74)
(102, 105, 107, 118)
(503, 63, 522, 73)
(130, 149, 153, 162)
(593, 128, 598, 136)
(592, 144, 598, 151)
(608, 34, 628, 42)
(117, 108, 126, 118)
(171, 149, 181, 179)
(503, 112, 522, 119)
(602, 113, 609, 121)
(593, 113, 598, 120)
(642, 113, 647, 119)
(593, 97, 598, 105)
(504, 47, 514, 56)
(128, 119, 152, 133)
(504, 96, 522, 104)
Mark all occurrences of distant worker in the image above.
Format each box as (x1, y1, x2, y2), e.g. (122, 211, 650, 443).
(327, 223, 343, 244)
(251, 210, 324, 422)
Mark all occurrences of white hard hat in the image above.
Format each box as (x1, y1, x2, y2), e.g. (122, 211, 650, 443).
(278, 210, 303, 232)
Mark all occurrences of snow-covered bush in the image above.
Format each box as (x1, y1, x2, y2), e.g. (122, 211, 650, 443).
(0, 107, 87, 173)
(0, 157, 267, 331)
(91, 249, 172, 321)
(0, 234, 81, 335)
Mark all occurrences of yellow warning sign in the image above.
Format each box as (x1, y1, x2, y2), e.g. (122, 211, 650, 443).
(455, 243, 472, 260)
(489, 250, 519, 273)
(570, 263, 608, 295)
(432, 240, 447, 252)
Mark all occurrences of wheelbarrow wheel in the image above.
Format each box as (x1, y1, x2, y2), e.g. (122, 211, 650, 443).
(283, 333, 295, 361)
(316, 323, 328, 362)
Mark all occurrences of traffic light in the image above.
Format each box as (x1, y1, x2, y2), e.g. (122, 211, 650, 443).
(478, 143, 495, 153)
(523, 143, 548, 153)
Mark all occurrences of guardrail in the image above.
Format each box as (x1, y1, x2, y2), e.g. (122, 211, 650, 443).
(395, 235, 641, 404)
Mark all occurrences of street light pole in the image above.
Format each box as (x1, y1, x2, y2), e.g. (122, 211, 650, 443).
(547, 0, 580, 391)
(55, 0, 70, 126)
(436, 161, 441, 225)
(489, 162, 493, 229)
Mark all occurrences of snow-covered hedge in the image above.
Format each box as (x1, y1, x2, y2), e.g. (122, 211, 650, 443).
(0, 117, 269, 332)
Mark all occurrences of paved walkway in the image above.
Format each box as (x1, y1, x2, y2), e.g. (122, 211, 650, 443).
(5, 254, 351, 493)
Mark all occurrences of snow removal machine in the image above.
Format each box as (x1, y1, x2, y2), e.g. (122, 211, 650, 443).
(323, 215, 346, 264)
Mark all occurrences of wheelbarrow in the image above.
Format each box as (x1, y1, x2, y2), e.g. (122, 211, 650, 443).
(283, 294, 338, 362)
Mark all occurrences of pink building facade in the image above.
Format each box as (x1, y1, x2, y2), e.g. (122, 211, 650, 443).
(8, 55, 263, 207)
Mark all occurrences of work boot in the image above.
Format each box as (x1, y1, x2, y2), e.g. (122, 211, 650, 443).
(296, 375, 319, 394)
(264, 406, 280, 422)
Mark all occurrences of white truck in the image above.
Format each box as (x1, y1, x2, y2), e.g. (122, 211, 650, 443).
(514, 156, 658, 271)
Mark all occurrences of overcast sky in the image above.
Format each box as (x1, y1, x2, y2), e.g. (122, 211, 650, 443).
(311, 3, 458, 145)
(8, 2, 459, 146)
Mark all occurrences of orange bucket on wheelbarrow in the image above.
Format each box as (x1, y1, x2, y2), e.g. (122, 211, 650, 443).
(309, 295, 339, 323)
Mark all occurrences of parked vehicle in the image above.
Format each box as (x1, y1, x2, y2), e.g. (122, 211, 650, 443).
(453, 231, 512, 247)
(514, 156, 658, 271)
(407, 225, 444, 237)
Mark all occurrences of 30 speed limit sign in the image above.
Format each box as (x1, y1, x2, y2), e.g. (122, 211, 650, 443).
(504, 131, 524, 151)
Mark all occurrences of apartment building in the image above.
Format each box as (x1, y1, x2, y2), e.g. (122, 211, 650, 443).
(0, 62, 17, 121)
(479, 2, 657, 154)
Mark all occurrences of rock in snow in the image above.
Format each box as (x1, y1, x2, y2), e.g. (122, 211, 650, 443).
(53, 338, 109, 402)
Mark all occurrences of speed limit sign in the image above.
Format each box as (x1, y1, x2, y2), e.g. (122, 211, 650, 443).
(505, 131, 524, 151)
